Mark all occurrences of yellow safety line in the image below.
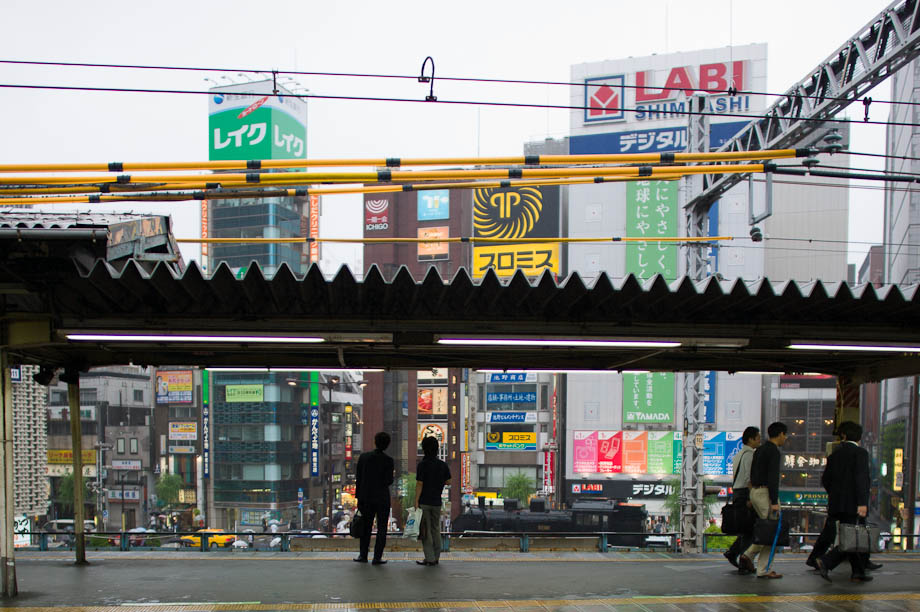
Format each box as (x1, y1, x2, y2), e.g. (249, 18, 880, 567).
(0, 149, 800, 173)
(0, 592, 918, 612)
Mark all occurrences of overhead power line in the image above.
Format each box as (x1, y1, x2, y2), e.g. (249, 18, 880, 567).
(0, 58, 914, 110)
(0, 82, 914, 130)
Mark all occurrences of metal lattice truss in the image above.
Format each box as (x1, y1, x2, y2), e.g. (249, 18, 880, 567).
(686, 0, 920, 216)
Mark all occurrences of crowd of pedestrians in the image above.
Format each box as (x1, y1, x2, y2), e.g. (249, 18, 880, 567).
(723, 420, 882, 583)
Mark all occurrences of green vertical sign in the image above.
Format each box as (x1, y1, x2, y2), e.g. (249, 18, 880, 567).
(623, 179, 678, 424)
(623, 372, 675, 423)
(672, 432, 683, 474)
(625, 180, 678, 280)
(646, 431, 673, 474)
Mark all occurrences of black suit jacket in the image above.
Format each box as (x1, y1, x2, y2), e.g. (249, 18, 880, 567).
(821, 441, 869, 517)
(355, 448, 394, 506)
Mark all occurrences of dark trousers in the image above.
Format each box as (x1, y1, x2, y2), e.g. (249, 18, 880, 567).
(809, 516, 870, 567)
(820, 514, 867, 577)
(357, 501, 390, 561)
(726, 490, 753, 560)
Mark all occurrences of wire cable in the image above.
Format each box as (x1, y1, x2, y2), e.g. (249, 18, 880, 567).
(0, 82, 913, 129)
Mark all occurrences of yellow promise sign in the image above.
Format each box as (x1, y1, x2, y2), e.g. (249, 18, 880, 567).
(472, 243, 559, 278)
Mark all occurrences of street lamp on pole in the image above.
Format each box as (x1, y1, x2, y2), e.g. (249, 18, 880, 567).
(118, 471, 129, 532)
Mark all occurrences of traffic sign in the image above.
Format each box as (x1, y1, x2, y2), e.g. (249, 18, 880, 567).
(103, 510, 108, 520)
(297, 487, 304, 502)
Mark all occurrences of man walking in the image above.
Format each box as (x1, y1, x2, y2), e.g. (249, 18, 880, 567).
(414, 435, 452, 566)
(724, 426, 760, 570)
(815, 421, 873, 583)
(354, 431, 395, 565)
(739, 421, 787, 579)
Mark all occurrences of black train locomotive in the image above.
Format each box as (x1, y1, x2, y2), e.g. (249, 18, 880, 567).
(452, 498, 647, 547)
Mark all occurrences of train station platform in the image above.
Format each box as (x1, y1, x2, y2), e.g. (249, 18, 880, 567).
(2, 550, 919, 611)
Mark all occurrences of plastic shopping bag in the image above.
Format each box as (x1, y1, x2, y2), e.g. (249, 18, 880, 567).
(403, 507, 422, 539)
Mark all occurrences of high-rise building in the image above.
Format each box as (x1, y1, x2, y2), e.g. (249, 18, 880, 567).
(10, 365, 49, 534)
(882, 58, 920, 533)
(563, 45, 850, 522)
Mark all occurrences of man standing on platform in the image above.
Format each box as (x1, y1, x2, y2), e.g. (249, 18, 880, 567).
(354, 431, 395, 565)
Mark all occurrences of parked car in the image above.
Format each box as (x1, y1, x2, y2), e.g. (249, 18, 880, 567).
(179, 528, 235, 549)
(40, 519, 96, 547)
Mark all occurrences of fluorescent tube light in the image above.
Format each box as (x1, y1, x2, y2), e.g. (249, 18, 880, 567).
(206, 367, 269, 372)
(67, 334, 324, 343)
(788, 343, 920, 353)
(269, 368, 385, 373)
(439, 338, 680, 348)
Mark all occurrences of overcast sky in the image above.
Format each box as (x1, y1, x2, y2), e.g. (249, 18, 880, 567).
(0, 0, 894, 272)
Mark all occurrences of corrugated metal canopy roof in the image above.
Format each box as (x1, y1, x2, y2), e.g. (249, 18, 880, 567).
(4, 254, 920, 382)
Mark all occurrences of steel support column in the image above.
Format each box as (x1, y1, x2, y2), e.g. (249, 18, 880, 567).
(0, 350, 17, 597)
(67, 375, 87, 565)
(680, 95, 711, 553)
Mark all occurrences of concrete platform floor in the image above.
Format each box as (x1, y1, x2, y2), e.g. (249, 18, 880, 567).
(1, 550, 918, 611)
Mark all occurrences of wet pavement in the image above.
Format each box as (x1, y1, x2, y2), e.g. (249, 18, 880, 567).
(2, 550, 919, 611)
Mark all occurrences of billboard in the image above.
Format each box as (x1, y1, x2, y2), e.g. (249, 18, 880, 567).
(208, 80, 307, 161)
(156, 370, 193, 404)
(417, 226, 449, 261)
(472, 185, 560, 278)
(624, 180, 678, 281)
(418, 422, 447, 446)
(226, 384, 263, 403)
(417, 387, 447, 418)
(169, 422, 198, 441)
(485, 431, 537, 451)
(623, 371, 675, 424)
(365, 195, 392, 233)
(418, 190, 450, 220)
(573, 430, 742, 476)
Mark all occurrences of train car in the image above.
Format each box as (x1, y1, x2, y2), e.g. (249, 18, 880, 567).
(452, 498, 647, 547)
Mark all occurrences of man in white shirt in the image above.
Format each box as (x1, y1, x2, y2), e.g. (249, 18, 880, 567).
(725, 426, 761, 571)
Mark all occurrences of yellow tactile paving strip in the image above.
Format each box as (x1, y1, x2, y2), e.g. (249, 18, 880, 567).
(1, 592, 920, 611)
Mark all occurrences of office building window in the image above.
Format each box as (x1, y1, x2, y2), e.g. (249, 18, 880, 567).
(116, 438, 125, 454)
(133, 390, 144, 402)
(130, 438, 138, 454)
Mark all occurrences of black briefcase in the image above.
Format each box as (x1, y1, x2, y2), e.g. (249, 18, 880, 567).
(720, 502, 753, 535)
(349, 510, 365, 539)
(753, 516, 790, 547)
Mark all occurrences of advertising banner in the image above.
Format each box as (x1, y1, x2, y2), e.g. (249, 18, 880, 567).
(417, 368, 448, 383)
(208, 81, 307, 161)
(418, 422, 447, 446)
(646, 431, 674, 475)
(418, 189, 450, 220)
(310, 404, 320, 477)
(309, 194, 321, 264)
(169, 445, 196, 454)
(625, 180, 678, 281)
(112, 459, 142, 470)
(543, 450, 555, 493)
(226, 384, 263, 403)
(622, 431, 648, 474)
(417, 226, 449, 261)
(156, 370, 193, 404)
(472, 185, 560, 278)
(47, 450, 96, 465)
(169, 422, 197, 441)
(489, 372, 535, 383)
(673, 432, 683, 473)
(461, 452, 471, 493)
(417, 387, 447, 417)
(570, 121, 749, 155)
(364, 196, 391, 233)
(724, 432, 744, 474)
(573, 430, 598, 473)
(597, 431, 623, 473)
(486, 431, 537, 451)
(702, 432, 727, 475)
(623, 372, 675, 423)
(487, 411, 537, 423)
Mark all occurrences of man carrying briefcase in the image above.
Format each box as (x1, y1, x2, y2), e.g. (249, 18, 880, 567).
(815, 421, 873, 583)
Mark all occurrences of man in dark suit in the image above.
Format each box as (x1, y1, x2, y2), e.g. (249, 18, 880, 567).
(815, 421, 872, 583)
(354, 431, 395, 565)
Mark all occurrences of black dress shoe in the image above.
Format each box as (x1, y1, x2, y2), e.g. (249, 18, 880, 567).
(865, 561, 883, 570)
(805, 558, 818, 569)
(371, 559, 387, 565)
(815, 558, 831, 582)
(416, 560, 434, 566)
(353, 557, 368, 563)
(723, 551, 739, 568)
(850, 574, 873, 582)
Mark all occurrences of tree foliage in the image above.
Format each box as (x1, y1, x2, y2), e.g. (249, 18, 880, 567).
(663, 478, 718, 528)
(155, 473, 183, 508)
(502, 473, 535, 504)
(57, 472, 94, 511)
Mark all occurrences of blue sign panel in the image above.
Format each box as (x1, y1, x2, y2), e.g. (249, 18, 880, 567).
(570, 121, 749, 155)
(704, 370, 717, 424)
(487, 392, 537, 404)
(418, 189, 450, 220)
